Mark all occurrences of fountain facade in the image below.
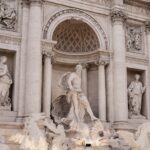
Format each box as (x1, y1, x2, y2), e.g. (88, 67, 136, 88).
(0, 0, 150, 149)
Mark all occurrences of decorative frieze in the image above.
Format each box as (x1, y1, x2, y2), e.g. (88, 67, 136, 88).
(111, 9, 127, 23)
(125, 4, 150, 18)
(126, 25, 143, 53)
(0, 0, 18, 30)
(80, 0, 111, 7)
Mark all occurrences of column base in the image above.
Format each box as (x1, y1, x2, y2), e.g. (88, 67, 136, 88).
(0, 111, 17, 122)
(16, 116, 25, 122)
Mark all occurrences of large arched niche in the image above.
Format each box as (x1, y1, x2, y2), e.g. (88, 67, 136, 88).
(43, 9, 109, 50)
(53, 20, 100, 53)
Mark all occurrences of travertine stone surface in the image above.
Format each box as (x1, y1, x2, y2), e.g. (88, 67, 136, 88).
(25, 0, 43, 114)
(111, 9, 128, 122)
(0, 0, 149, 149)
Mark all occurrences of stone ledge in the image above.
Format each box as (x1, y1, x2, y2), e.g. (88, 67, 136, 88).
(112, 119, 149, 132)
(0, 121, 23, 129)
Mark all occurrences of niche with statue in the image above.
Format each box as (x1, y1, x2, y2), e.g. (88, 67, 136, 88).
(0, 51, 16, 122)
(127, 68, 146, 120)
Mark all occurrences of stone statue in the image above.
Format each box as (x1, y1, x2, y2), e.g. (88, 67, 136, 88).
(128, 74, 146, 119)
(10, 113, 66, 150)
(0, 2, 17, 29)
(0, 56, 12, 110)
(59, 64, 97, 130)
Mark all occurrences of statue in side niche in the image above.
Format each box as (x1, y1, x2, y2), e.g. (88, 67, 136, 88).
(128, 74, 146, 119)
(0, 56, 12, 110)
(58, 64, 97, 130)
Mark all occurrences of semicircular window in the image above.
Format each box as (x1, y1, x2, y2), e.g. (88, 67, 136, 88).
(52, 20, 100, 53)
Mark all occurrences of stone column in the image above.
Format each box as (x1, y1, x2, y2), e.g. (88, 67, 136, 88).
(17, 0, 29, 119)
(96, 59, 108, 121)
(42, 49, 54, 117)
(145, 22, 150, 56)
(111, 10, 128, 122)
(145, 22, 150, 120)
(25, 0, 43, 114)
(81, 64, 88, 96)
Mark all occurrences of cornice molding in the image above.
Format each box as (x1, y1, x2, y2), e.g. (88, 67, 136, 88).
(52, 49, 112, 65)
(124, 0, 150, 8)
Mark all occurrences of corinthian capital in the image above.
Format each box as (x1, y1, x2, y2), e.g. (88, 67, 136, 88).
(95, 58, 109, 66)
(42, 40, 57, 58)
(42, 50, 54, 58)
(81, 63, 89, 69)
(145, 21, 150, 34)
(22, 0, 29, 6)
(111, 9, 127, 23)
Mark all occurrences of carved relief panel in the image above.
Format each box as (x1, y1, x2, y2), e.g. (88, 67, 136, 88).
(0, 0, 18, 30)
(126, 24, 143, 53)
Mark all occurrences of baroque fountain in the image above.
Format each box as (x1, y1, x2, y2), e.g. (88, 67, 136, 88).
(10, 65, 150, 150)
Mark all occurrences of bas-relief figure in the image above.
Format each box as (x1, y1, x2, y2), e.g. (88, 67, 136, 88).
(128, 74, 146, 119)
(0, 1, 17, 30)
(0, 56, 12, 111)
(126, 26, 142, 52)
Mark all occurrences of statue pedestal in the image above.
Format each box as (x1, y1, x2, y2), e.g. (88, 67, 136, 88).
(0, 111, 17, 122)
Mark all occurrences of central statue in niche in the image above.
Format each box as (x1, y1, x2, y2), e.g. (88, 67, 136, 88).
(59, 64, 97, 130)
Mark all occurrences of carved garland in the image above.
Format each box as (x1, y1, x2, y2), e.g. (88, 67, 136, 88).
(43, 9, 108, 49)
